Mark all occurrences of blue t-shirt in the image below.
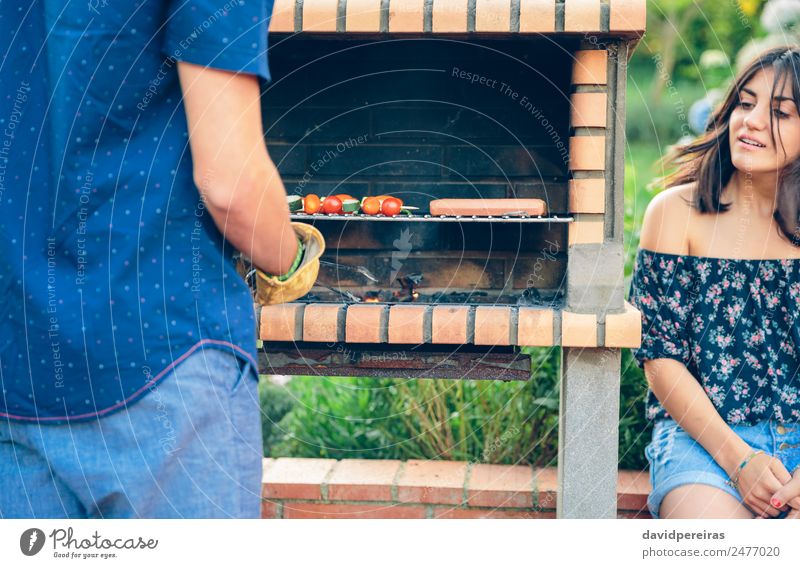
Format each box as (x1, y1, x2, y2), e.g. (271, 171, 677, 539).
(0, 0, 272, 423)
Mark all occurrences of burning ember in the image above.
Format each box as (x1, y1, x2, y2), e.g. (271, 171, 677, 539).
(393, 274, 422, 303)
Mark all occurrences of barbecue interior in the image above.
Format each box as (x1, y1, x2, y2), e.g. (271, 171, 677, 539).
(262, 36, 577, 306)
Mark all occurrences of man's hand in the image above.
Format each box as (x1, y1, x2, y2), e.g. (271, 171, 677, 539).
(255, 222, 325, 305)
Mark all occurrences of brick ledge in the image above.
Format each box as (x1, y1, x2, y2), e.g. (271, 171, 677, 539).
(261, 457, 651, 519)
(257, 301, 643, 348)
(268, 0, 646, 35)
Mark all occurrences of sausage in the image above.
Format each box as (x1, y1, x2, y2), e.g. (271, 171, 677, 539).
(429, 198, 547, 216)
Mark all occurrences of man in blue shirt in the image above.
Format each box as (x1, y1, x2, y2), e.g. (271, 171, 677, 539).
(0, 0, 299, 518)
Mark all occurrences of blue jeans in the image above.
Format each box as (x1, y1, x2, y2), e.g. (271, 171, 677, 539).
(0, 347, 262, 518)
(646, 418, 800, 519)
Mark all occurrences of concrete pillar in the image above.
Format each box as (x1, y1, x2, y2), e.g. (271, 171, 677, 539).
(557, 346, 621, 518)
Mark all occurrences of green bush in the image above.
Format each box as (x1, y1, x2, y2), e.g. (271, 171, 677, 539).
(259, 378, 295, 457)
(619, 349, 652, 470)
(264, 346, 652, 470)
(268, 348, 560, 465)
(625, 73, 709, 146)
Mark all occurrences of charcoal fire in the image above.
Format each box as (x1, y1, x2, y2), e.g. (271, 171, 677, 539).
(393, 274, 422, 302)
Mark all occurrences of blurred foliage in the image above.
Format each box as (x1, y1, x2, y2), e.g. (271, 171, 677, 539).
(628, 1, 769, 149)
(634, 0, 765, 85)
(264, 346, 651, 469)
(259, 379, 295, 456)
(268, 348, 561, 466)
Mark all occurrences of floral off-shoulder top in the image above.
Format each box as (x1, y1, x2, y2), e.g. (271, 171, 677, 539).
(628, 248, 800, 425)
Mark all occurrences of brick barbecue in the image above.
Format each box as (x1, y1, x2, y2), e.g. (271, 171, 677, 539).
(253, 0, 646, 517)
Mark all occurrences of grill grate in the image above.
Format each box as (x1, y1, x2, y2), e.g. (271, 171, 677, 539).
(290, 213, 574, 223)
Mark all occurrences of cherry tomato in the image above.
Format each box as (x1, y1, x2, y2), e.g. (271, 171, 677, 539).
(375, 195, 403, 207)
(335, 194, 354, 202)
(322, 195, 343, 214)
(304, 194, 321, 214)
(381, 197, 402, 217)
(361, 197, 381, 216)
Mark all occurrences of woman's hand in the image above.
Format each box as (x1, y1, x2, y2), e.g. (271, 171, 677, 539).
(735, 452, 793, 518)
(769, 467, 800, 517)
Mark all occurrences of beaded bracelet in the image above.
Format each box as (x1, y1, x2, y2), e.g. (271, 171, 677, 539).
(272, 237, 305, 282)
(725, 449, 765, 491)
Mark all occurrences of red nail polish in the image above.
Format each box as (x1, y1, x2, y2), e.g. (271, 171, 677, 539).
(771, 498, 782, 508)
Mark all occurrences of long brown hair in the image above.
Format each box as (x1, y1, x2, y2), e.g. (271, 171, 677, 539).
(660, 46, 800, 246)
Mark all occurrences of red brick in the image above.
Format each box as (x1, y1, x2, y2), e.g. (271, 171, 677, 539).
(569, 178, 605, 214)
(346, 0, 381, 31)
(570, 92, 607, 128)
(572, 50, 608, 85)
(561, 310, 598, 347)
(618, 510, 653, 519)
(262, 457, 336, 500)
(610, 0, 646, 32)
(569, 135, 606, 171)
(533, 466, 558, 509)
(475, 0, 510, 32)
(261, 457, 278, 516)
(431, 306, 469, 345)
(269, 0, 295, 32)
(260, 303, 303, 342)
(617, 469, 651, 512)
(388, 0, 425, 32)
(432, 0, 468, 32)
(467, 464, 534, 508)
(345, 304, 385, 343)
(388, 305, 426, 345)
(261, 499, 281, 518)
(327, 459, 402, 502)
(605, 301, 642, 348)
(396, 460, 468, 505)
(519, 0, 555, 33)
(473, 306, 511, 346)
(303, 303, 344, 343)
(283, 502, 427, 519)
(568, 219, 605, 246)
(433, 507, 556, 519)
(517, 308, 554, 346)
(564, 0, 601, 32)
(302, 0, 339, 31)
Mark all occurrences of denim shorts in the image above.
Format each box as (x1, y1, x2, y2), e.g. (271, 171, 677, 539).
(646, 418, 800, 519)
(0, 346, 262, 518)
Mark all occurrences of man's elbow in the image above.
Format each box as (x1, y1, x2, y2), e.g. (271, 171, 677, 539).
(193, 163, 273, 216)
(194, 168, 240, 215)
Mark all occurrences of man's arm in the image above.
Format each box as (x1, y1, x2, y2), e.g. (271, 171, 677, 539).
(177, 61, 298, 276)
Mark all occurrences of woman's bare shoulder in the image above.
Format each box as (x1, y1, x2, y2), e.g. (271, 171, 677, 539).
(638, 183, 697, 255)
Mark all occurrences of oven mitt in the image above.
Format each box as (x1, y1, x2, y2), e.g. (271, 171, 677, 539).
(255, 222, 325, 305)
